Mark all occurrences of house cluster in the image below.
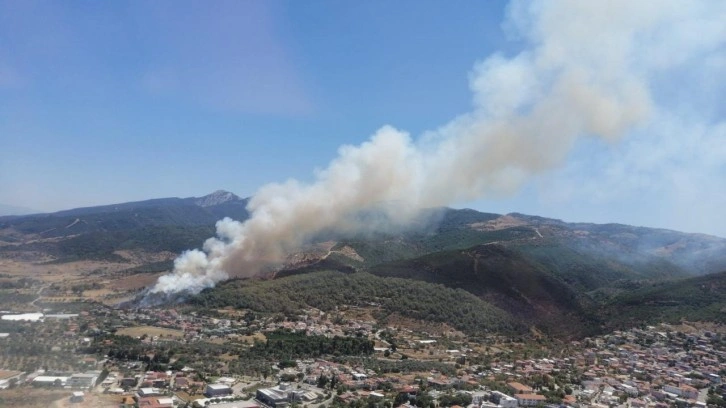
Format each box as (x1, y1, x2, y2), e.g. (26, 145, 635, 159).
(3, 294, 724, 408)
(144, 323, 721, 408)
(134, 386, 175, 408)
(477, 325, 725, 408)
(266, 316, 375, 339)
(114, 307, 379, 345)
(100, 367, 253, 408)
(116, 309, 232, 342)
(103, 369, 199, 408)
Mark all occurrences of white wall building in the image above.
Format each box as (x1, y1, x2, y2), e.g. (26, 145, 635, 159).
(491, 391, 518, 408)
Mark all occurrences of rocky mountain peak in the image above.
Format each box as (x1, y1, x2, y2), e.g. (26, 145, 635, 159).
(194, 190, 241, 207)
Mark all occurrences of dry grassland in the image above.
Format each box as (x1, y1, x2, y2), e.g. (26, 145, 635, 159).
(116, 325, 184, 339)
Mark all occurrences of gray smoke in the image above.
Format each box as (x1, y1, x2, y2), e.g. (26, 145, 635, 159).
(150, 0, 725, 295)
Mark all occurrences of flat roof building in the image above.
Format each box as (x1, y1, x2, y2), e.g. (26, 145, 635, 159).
(515, 394, 547, 407)
(490, 391, 518, 408)
(138, 387, 163, 397)
(205, 383, 233, 398)
(257, 386, 289, 408)
(68, 373, 98, 389)
(32, 376, 68, 387)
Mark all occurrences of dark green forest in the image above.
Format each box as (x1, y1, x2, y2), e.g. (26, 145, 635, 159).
(191, 271, 520, 335)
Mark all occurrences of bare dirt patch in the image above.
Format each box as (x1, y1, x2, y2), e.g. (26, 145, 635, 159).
(470, 215, 529, 231)
(49, 392, 122, 408)
(113, 249, 176, 263)
(81, 288, 116, 299)
(109, 272, 164, 291)
(331, 245, 364, 262)
(0, 258, 133, 282)
(384, 313, 465, 337)
(0, 388, 67, 408)
(218, 353, 239, 361)
(235, 332, 267, 343)
(341, 306, 378, 323)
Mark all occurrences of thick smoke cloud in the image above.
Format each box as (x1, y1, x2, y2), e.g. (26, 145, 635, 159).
(150, 0, 725, 295)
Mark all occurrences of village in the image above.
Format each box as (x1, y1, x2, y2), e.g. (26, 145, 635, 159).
(0, 300, 724, 408)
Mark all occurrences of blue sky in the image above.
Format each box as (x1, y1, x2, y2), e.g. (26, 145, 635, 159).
(1, 0, 725, 236)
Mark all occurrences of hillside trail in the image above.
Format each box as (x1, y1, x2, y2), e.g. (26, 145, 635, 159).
(29, 284, 49, 311)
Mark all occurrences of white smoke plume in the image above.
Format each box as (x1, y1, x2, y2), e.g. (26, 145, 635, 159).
(150, 0, 725, 295)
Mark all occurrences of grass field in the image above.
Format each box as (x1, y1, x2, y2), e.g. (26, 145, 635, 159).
(236, 333, 267, 343)
(116, 325, 184, 339)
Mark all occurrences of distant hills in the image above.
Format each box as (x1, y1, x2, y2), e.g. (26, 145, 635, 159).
(0, 190, 248, 236)
(0, 190, 248, 262)
(0, 203, 38, 216)
(2, 191, 726, 337)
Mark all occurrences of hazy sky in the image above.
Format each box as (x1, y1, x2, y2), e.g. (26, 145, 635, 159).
(1, 1, 724, 236)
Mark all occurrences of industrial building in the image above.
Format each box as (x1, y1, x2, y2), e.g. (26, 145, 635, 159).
(205, 383, 233, 398)
(255, 384, 319, 408)
(67, 372, 99, 389)
(32, 376, 68, 387)
(256, 385, 290, 408)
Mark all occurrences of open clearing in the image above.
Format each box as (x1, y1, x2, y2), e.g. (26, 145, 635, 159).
(49, 393, 121, 408)
(109, 272, 164, 291)
(116, 325, 184, 339)
(0, 388, 67, 408)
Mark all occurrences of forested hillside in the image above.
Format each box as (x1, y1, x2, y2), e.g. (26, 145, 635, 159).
(190, 270, 521, 336)
(600, 270, 726, 329)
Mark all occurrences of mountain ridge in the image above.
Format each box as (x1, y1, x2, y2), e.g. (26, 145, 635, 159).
(0, 190, 245, 219)
(3, 192, 724, 276)
(0, 190, 249, 239)
(2, 191, 726, 337)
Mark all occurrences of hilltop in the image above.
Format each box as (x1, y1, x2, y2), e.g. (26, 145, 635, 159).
(0, 190, 248, 263)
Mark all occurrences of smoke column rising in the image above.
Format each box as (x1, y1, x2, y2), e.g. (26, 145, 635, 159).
(150, 0, 725, 295)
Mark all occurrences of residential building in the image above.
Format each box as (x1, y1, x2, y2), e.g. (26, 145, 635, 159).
(508, 382, 534, 395)
(490, 391, 518, 408)
(137, 396, 174, 408)
(515, 394, 547, 407)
